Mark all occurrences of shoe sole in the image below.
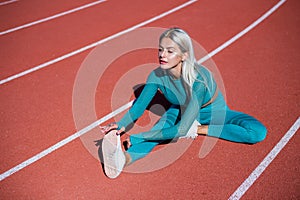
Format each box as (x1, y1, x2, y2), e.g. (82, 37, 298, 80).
(102, 130, 125, 179)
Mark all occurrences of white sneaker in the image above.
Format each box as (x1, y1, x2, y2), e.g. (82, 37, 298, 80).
(102, 130, 125, 179)
(179, 120, 200, 139)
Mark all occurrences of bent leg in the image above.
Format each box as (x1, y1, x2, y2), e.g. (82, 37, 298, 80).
(207, 110, 267, 144)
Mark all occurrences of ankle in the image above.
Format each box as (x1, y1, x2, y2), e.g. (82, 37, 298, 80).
(124, 152, 132, 166)
(197, 125, 208, 135)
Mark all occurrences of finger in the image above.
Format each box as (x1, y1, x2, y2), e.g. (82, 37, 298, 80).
(100, 130, 106, 134)
(112, 124, 118, 129)
(116, 127, 125, 135)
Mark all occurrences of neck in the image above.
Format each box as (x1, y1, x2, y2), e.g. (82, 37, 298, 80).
(169, 62, 182, 79)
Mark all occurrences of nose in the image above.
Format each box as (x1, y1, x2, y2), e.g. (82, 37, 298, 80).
(159, 49, 166, 58)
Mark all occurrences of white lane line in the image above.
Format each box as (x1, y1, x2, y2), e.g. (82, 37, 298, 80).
(0, 0, 197, 85)
(0, 0, 18, 6)
(228, 117, 300, 200)
(0, 0, 287, 182)
(0, 0, 106, 36)
(0, 100, 134, 182)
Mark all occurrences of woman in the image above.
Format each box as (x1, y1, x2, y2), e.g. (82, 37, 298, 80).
(100, 28, 267, 179)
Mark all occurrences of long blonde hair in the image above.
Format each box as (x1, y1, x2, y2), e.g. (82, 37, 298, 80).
(159, 28, 198, 94)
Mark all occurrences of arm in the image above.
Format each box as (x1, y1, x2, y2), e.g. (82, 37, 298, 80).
(130, 82, 206, 142)
(116, 72, 159, 130)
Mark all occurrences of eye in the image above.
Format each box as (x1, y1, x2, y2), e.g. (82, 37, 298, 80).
(168, 50, 174, 53)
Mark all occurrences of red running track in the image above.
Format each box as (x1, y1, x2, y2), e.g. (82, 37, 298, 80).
(0, 0, 299, 199)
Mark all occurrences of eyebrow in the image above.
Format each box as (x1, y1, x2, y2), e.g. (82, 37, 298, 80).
(158, 46, 176, 50)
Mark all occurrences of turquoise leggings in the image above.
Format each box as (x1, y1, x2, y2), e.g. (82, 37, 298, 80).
(126, 105, 267, 163)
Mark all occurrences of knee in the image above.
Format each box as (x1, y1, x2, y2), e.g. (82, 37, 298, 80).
(247, 123, 267, 144)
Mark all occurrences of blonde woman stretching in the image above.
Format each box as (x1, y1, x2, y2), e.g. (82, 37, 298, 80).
(100, 28, 267, 179)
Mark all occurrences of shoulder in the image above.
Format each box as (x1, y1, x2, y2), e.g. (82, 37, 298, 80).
(192, 65, 211, 86)
(147, 67, 167, 82)
(152, 67, 166, 77)
(193, 64, 217, 93)
(195, 64, 212, 78)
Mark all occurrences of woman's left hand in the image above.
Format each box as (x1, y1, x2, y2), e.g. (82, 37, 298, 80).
(100, 122, 125, 135)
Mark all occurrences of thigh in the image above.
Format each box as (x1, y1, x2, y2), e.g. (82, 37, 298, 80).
(200, 108, 259, 126)
(225, 110, 259, 127)
(206, 109, 267, 143)
(199, 108, 227, 125)
(223, 109, 267, 143)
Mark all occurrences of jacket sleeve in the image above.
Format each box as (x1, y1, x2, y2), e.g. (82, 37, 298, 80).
(117, 71, 159, 129)
(129, 81, 206, 142)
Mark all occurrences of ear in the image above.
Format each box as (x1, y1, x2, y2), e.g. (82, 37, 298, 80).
(182, 52, 188, 61)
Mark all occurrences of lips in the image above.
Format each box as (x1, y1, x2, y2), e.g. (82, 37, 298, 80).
(159, 60, 167, 65)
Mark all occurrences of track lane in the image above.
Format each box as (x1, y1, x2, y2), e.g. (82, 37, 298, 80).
(0, 0, 193, 175)
(244, 124, 299, 200)
(0, 0, 107, 36)
(0, 0, 95, 30)
(1, 0, 299, 199)
(224, 0, 300, 198)
(0, 0, 199, 174)
(0, 0, 18, 7)
(0, 0, 187, 81)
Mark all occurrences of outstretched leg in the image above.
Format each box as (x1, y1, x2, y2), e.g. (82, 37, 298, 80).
(126, 105, 181, 163)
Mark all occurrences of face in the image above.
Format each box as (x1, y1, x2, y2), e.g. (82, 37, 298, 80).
(158, 37, 186, 71)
